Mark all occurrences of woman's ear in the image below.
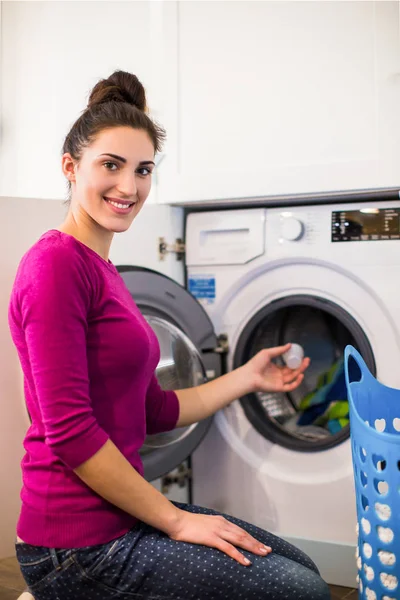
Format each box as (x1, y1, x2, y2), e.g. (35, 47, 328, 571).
(61, 153, 77, 183)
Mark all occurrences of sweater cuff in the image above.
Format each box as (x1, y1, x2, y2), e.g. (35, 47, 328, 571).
(155, 390, 180, 433)
(49, 426, 109, 470)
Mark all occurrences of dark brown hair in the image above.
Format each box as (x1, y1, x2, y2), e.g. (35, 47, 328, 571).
(62, 71, 165, 197)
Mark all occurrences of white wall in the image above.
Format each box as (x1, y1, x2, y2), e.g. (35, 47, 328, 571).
(0, 197, 66, 559)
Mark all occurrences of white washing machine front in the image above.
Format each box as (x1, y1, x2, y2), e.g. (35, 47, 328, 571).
(187, 202, 400, 585)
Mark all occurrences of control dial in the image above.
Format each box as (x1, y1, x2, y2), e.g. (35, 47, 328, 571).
(281, 217, 304, 241)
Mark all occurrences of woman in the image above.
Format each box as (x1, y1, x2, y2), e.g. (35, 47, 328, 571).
(9, 70, 330, 599)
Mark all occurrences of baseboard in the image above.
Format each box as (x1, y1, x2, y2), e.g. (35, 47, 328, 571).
(281, 536, 357, 588)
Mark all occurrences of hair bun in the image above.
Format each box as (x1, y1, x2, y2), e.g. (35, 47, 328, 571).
(88, 70, 147, 112)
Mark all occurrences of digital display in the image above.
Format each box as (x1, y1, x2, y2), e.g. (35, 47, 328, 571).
(331, 208, 400, 242)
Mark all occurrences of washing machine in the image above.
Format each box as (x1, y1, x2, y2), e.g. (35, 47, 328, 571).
(183, 201, 400, 586)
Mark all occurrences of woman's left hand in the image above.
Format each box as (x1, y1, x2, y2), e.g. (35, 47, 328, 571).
(244, 344, 310, 394)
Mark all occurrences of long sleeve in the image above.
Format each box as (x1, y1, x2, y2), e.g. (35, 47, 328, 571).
(11, 239, 109, 469)
(145, 374, 180, 435)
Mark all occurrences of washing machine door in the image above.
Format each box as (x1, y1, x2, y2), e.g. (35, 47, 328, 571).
(233, 294, 376, 452)
(117, 266, 221, 481)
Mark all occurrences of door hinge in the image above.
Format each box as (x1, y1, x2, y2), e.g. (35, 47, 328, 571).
(214, 334, 229, 354)
(158, 237, 186, 261)
(161, 463, 192, 493)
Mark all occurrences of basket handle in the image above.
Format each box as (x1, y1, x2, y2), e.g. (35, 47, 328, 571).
(344, 344, 374, 388)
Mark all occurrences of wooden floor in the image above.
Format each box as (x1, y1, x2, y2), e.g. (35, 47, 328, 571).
(0, 557, 26, 599)
(329, 584, 358, 599)
(0, 555, 358, 599)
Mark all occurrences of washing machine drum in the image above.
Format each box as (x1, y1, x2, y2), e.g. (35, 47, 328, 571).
(234, 295, 375, 452)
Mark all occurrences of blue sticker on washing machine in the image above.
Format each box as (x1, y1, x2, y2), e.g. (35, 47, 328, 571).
(189, 275, 216, 304)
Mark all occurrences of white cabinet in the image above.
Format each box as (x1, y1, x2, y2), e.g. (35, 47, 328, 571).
(0, 0, 172, 202)
(167, 1, 400, 203)
(2, 1, 399, 205)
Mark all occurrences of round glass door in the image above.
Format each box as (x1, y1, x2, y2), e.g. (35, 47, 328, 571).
(234, 295, 375, 452)
(141, 316, 206, 453)
(140, 316, 211, 480)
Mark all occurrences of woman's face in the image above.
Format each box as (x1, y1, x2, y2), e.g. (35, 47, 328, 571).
(63, 126, 155, 233)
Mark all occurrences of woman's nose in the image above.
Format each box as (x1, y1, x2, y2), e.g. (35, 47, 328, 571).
(118, 172, 137, 198)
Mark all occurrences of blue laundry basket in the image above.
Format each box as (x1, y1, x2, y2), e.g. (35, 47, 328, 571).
(344, 345, 400, 600)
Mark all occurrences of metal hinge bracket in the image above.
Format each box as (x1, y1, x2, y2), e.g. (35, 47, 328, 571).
(158, 237, 186, 261)
(214, 334, 229, 354)
(161, 463, 192, 493)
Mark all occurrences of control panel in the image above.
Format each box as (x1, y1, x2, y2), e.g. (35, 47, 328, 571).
(332, 208, 400, 242)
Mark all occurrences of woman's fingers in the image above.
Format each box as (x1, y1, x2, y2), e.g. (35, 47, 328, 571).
(215, 539, 253, 566)
(168, 512, 272, 566)
(282, 357, 310, 381)
(215, 532, 272, 566)
(266, 344, 292, 359)
(221, 526, 272, 557)
(299, 357, 310, 372)
(283, 373, 304, 391)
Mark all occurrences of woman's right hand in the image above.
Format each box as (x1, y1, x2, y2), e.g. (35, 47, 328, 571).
(167, 510, 272, 566)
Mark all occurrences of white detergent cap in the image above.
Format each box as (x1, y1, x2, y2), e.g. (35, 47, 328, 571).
(282, 343, 304, 369)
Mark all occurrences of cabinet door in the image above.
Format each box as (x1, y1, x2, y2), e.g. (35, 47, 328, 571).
(0, 1, 168, 202)
(173, 1, 400, 203)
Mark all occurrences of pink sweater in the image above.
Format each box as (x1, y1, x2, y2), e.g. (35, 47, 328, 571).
(8, 230, 179, 548)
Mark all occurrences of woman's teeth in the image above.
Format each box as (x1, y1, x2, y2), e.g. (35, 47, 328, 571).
(106, 199, 133, 209)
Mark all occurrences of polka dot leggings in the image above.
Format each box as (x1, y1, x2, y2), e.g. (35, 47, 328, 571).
(16, 502, 331, 599)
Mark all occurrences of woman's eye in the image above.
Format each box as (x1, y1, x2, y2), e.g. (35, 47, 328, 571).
(104, 161, 118, 171)
(137, 167, 152, 177)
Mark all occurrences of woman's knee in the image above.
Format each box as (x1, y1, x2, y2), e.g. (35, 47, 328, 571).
(282, 563, 331, 600)
(254, 555, 330, 600)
